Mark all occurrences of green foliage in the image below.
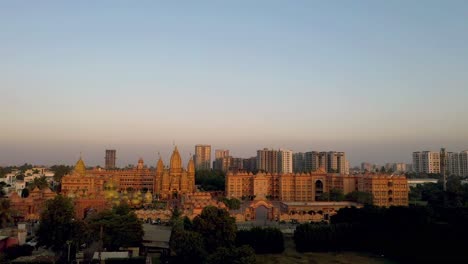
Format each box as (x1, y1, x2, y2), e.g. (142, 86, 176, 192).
(192, 206, 237, 251)
(195, 170, 225, 191)
(36, 195, 77, 252)
(27, 176, 49, 190)
(16, 174, 25, 181)
(219, 197, 241, 210)
(410, 176, 468, 207)
(293, 205, 468, 262)
(317, 188, 345, 201)
(205, 245, 256, 264)
(21, 188, 29, 198)
(170, 230, 206, 264)
(50, 165, 73, 182)
(236, 227, 284, 254)
(0, 166, 12, 178)
(0, 198, 13, 228)
(86, 204, 144, 251)
(344, 191, 373, 205)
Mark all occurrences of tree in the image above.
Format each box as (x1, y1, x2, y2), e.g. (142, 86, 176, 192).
(195, 170, 226, 191)
(36, 195, 76, 252)
(236, 227, 284, 254)
(170, 230, 206, 264)
(28, 176, 49, 190)
(345, 191, 373, 205)
(192, 206, 237, 251)
(86, 204, 144, 251)
(21, 188, 29, 198)
(220, 198, 241, 210)
(51, 165, 72, 182)
(0, 199, 13, 228)
(206, 245, 256, 264)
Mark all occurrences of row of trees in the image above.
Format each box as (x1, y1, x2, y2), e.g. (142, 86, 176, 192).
(294, 205, 468, 263)
(410, 175, 468, 207)
(36, 195, 144, 262)
(195, 170, 226, 191)
(170, 206, 256, 264)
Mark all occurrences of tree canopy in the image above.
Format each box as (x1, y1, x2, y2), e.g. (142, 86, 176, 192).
(192, 206, 237, 251)
(195, 170, 225, 191)
(86, 204, 144, 251)
(36, 195, 77, 252)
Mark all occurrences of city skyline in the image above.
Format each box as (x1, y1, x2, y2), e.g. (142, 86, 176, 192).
(2, 1, 468, 166)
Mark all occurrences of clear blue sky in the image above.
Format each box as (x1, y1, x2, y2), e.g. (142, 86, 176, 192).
(1, 1, 467, 167)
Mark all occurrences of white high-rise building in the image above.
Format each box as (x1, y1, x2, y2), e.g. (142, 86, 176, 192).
(279, 149, 293, 174)
(413, 151, 441, 174)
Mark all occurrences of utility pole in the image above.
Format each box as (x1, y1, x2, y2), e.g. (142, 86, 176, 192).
(99, 225, 103, 264)
(441, 148, 447, 191)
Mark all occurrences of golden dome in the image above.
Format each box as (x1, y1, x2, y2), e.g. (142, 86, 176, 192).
(144, 191, 153, 203)
(170, 146, 182, 171)
(74, 157, 86, 176)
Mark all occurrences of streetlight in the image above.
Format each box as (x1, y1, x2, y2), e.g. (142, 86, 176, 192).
(66, 240, 72, 263)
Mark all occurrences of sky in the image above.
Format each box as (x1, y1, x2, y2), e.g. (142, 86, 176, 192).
(1, 1, 468, 167)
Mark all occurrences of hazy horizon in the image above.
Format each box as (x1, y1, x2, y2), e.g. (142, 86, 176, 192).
(2, 1, 468, 167)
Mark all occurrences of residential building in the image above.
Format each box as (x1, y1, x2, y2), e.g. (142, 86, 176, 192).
(413, 151, 440, 174)
(292, 152, 305, 173)
(215, 149, 230, 159)
(256, 148, 279, 173)
(242, 157, 257, 172)
(194, 144, 211, 170)
(105, 149, 117, 169)
(279, 149, 293, 174)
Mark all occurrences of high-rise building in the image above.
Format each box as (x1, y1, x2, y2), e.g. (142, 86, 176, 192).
(292, 152, 305, 173)
(460, 151, 468, 177)
(304, 151, 348, 174)
(215, 149, 230, 159)
(105, 149, 116, 169)
(279, 149, 293, 174)
(194, 144, 211, 170)
(242, 157, 257, 172)
(413, 151, 440, 174)
(256, 148, 279, 173)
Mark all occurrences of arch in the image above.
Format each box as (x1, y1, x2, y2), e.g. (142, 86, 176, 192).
(249, 200, 274, 209)
(315, 180, 324, 200)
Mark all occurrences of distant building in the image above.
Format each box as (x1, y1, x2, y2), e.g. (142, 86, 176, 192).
(213, 156, 243, 172)
(105, 149, 117, 169)
(242, 157, 257, 172)
(413, 151, 440, 174)
(194, 145, 211, 170)
(292, 152, 305, 173)
(278, 149, 293, 174)
(215, 149, 229, 159)
(304, 151, 349, 174)
(256, 148, 279, 173)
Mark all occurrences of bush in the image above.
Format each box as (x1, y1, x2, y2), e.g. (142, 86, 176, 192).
(236, 227, 284, 254)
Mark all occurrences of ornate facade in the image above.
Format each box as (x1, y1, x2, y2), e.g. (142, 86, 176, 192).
(226, 170, 408, 207)
(61, 146, 196, 200)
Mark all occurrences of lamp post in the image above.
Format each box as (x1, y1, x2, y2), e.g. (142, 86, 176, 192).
(66, 240, 72, 263)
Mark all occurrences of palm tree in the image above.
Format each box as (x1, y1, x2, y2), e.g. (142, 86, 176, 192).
(0, 198, 13, 228)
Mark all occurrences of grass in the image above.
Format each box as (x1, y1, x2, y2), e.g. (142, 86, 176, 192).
(256, 235, 396, 264)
